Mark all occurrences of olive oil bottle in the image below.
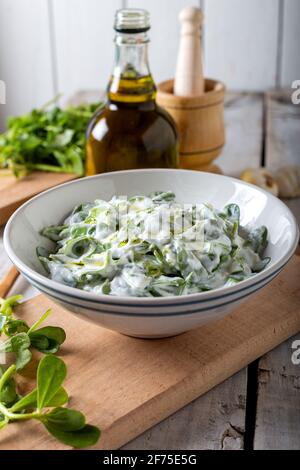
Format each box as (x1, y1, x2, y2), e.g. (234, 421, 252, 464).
(86, 9, 179, 175)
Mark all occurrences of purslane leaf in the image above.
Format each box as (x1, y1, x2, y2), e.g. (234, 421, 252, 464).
(222, 204, 240, 223)
(0, 332, 30, 352)
(0, 295, 23, 316)
(0, 374, 18, 406)
(0, 292, 100, 449)
(9, 388, 38, 412)
(29, 335, 49, 352)
(27, 309, 52, 333)
(46, 387, 69, 407)
(29, 326, 66, 354)
(15, 348, 32, 370)
(3, 319, 29, 336)
(37, 355, 67, 410)
(44, 423, 101, 449)
(45, 407, 85, 432)
(252, 257, 271, 273)
(0, 333, 32, 370)
(245, 226, 268, 256)
(10, 386, 68, 413)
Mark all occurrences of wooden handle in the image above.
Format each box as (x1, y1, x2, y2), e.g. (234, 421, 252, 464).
(174, 7, 204, 97)
(0, 266, 19, 298)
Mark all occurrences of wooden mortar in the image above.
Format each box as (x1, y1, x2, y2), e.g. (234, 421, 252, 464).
(157, 78, 225, 173)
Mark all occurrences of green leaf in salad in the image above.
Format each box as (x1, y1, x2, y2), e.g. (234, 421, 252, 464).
(252, 257, 271, 273)
(39, 195, 271, 297)
(220, 203, 240, 224)
(150, 191, 176, 203)
(40, 225, 68, 242)
(245, 226, 269, 256)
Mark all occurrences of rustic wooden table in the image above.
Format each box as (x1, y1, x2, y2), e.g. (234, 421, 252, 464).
(0, 90, 299, 450)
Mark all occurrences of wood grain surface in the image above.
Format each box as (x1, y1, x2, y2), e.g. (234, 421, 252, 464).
(0, 171, 76, 225)
(265, 90, 300, 171)
(254, 333, 300, 450)
(254, 89, 300, 449)
(0, 256, 299, 450)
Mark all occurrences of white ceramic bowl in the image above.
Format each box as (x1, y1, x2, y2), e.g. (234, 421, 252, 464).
(4, 170, 299, 338)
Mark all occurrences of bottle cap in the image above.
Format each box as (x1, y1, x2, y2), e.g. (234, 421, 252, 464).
(114, 9, 150, 33)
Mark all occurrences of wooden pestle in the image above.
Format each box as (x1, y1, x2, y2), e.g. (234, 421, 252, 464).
(174, 7, 204, 97)
(157, 5, 225, 173)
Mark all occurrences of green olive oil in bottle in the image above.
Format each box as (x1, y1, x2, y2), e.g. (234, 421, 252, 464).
(86, 9, 179, 175)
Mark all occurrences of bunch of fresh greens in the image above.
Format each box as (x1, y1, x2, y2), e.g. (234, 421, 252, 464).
(0, 295, 100, 448)
(0, 100, 100, 177)
(0, 296, 65, 370)
(0, 356, 100, 448)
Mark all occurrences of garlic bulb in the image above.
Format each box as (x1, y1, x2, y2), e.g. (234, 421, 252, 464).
(275, 166, 300, 199)
(240, 168, 279, 196)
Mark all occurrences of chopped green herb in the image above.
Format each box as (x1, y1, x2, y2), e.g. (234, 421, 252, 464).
(0, 99, 100, 177)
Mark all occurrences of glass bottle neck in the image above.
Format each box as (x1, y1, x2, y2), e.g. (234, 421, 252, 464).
(107, 32, 156, 103)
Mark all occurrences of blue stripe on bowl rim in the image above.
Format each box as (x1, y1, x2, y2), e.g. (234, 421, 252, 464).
(24, 270, 279, 317)
(21, 258, 288, 311)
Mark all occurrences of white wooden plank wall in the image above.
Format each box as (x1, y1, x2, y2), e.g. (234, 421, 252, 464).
(280, 0, 300, 86)
(254, 334, 300, 450)
(0, 0, 299, 129)
(204, 0, 280, 91)
(51, 0, 121, 99)
(0, 0, 54, 129)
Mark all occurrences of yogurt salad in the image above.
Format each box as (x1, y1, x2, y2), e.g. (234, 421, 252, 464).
(37, 191, 270, 297)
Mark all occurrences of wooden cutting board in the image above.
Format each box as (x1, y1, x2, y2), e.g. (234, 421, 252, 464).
(0, 171, 77, 225)
(0, 256, 300, 450)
